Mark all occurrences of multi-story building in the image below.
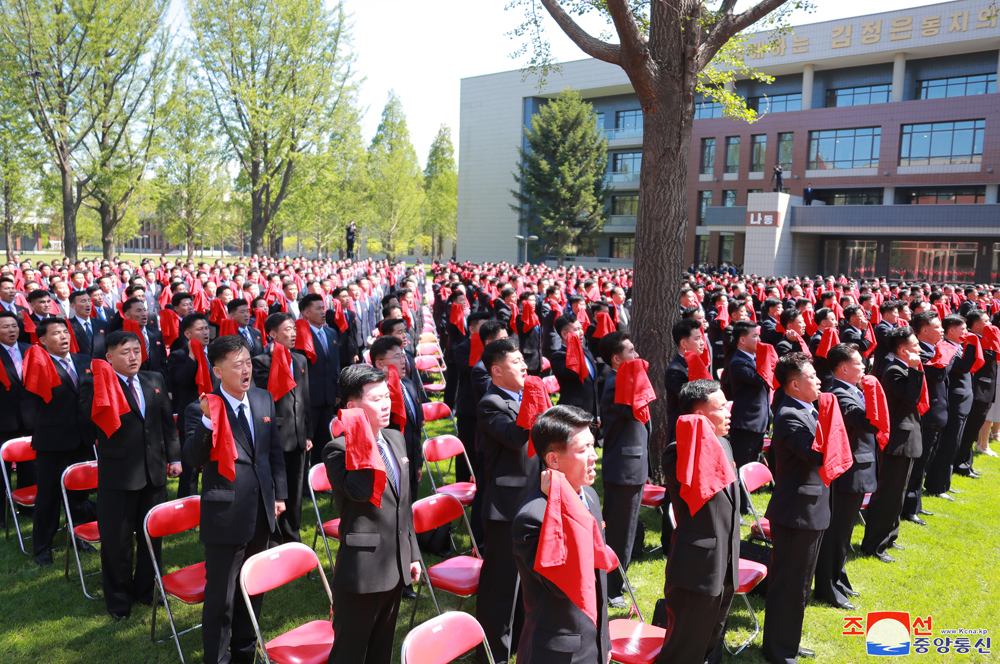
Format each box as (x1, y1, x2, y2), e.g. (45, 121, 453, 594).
(458, 0, 1000, 281)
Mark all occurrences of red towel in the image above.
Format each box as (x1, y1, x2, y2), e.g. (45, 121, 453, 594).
(918, 375, 930, 415)
(674, 414, 737, 515)
(593, 312, 615, 339)
(400, 301, 413, 329)
(209, 298, 228, 327)
(66, 319, 80, 354)
(926, 341, 959, 369)
(745, 305, 757, 323)
(520, 300, 540, 331)
(330, 299, 349, 333)
(860, 375, 890, 449)
(450, 302, 467, 336)
(546, 298, 563, 316)
(564, 333, 589, 383)
(933, 302, 949, 322)
(266, 343, 296, 402)
(574, 307, 591, 329)
(469, 334, 484, 367)
(205, 394, 238, 482)
(614, 358, 656, 424)
(816, 327, 840, 358)
(219, 319, 238, 338)
(715, 303, 729, 328)
(684, 350, 712, 381)
(158, 284, 172, 308)
(831, 301, 844, 321)
(253, 310, 268, 338)
(386, 364, 407, 429)
(91, 359, 131, 437)
(862, 324, 876, 358)
(756, 343, 779, 390)
(812, 392, 853, 486)
(0, 358, 9, 390)
(21, 314, 38, 345)
(23, 345, 62, 402)
(789, 330, 812, 357)
(515, 375, 553, 457)
(160, 309, 180, 350)
(802, 309, 818, 337)
(983, 325, 1000, 353)
(294, 318, 317, 363)
(188, 339, 215, 396)
(533, 470, 618, 626)
(963, 334, 985, 374)
(339, 408, 387, 508)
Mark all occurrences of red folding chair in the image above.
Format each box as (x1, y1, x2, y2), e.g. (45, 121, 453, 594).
(408, 494, 483, 630)
(724, 559, 768, 655)
(419, 332, 438, 344)
(414, 356, 446, 393)
(739, 462, 773, 543)
(240, 543, 335, 664)
(307, 463, 340, 572)
(2, 436, 37, 554)
(401, 611, 495, 664)
(542, 375, 560, 396)
(422, 401, 456, 437)
(417, 342, 443, 359)
(144, 496, 207, 663)
(608, 560, 666, 664)
(61, 460, 101, 599)
(541, 356, 551, 373)
(639, 482, 668, 554)
(422, 435, 476, 506)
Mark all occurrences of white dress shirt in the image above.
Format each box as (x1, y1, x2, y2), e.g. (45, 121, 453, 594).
(116, 371, 146, 417)
(1, 342, 22, 379)
(201, 388, 255, 445)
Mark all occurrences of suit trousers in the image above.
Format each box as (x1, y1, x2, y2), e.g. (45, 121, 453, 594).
(468, 450, 486, 549)
(33, 446, 94, 555)
(814, 490, 864, 606)
(603, 482, 643, 599)
(477, 519, 524, 664)
(310, 405, 336, 470)
(903, 426, 940, 518)
(327, 582, 404, 664)
(656, 581, 734, 664)
(202, 497, 272, 664)
(443, 362, 460, 410)
(955, 400, 990, 475)
(926, 412, 967, 495)
(728, 428, 764, 513)
(455, 415, 477, 485)
(862, 454, 913, 556)
(761, 524, 824, 664)
(98, 479, 167, 614)
(275, 447, 308, 544)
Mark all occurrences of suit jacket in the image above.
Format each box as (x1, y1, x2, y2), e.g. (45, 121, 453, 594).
(540, 307, 562, 359)
(918, 342, 951, 430)
(958, 300, 978, 319)
(183, 387, 288, 545)
(494, 301, 513, 327)
(515, 317, 543, 373)
(453, 338, 477, 418)
(386, 377, 425, 473)
(839, 325, 871, 356)
(828, 380, 879, 494)
(664, 353, 688, 443)
(235, 326, 265, 357)
(251, 350, 312, 452)
(141, 325, 167, 375)
(28, 352, 94, 452)
(472, 359, 492, 405)
(298, 325, 340, 408)
(551, 348, 600, 418)
(322, 427, 419, 593)
(18, 312, 48, 345)
(946, 341, 978, 418)
(879, 359, 925, 458)
(728, 351, 769, 433)
(512, 486, 610, 664)
(765, 398, 831, 530)
(327, 308, 359, 367)
(478, 384, 538, 522)
(809, 332, 834, 392)
(166, 345, 221, 438)
(972, 343, 997, 404)
(0, 342, 34, 434)
(70, 317, 108, 359)
(81, 371, 180, 491)
(760, 316, 783, 347)
(446, 320, 469, 365)
(599, 371, 649, 486)
(662, 436, 740, 595)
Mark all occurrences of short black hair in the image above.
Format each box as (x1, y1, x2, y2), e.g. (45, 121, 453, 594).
(775, 352, 812, 388)
(299, 293, 324, 310)
(843, 304, 863, 322)
(37, 317, 68, 337)
(889, 325, 916, 353)
(531, 405, 594, 466)
(122, 297, 145, 314)
(680, 306, 701, 320)
(763, 297, 782, 314)
(0, 310, 16, 323)
(481, 337, 520, 371)
(226, 298, 248, 315)
(379, 318, 406, 335)
(966, 309, 989, 327)
(181, 312, 209, 333)
(172, 292, 194, 308)
(879, 300, 900, 315)
(478, 319, 507, 344)
(731, 320, 757, 343)
(469, 311, 492, 325)
(86, 284, 102, 296)
(105, 330, 141, 353)
(27, 289, 50, 303)
(207, 334, 250, 367)
(942, 314, 966, 334)
(780, 307, 801, 328)
(339, 363, 387, 403)
(678, 379, 722, 415)
(597, 331, 630, 365)
(554, 314, 576, 336)
(369, 334, 403, 363)
(826, 343, 860, 372)
(814, 307, 833, 325)
(265, 312, 293, 336)
(68, 289, 89, 304)
(671, 319, 701, 346)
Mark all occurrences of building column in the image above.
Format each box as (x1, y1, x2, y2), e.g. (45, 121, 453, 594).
(801, 64, 815, 110)
(883, 186, 896, 205)
(892, 53, 906, 102)
(986, 184, 999, 204)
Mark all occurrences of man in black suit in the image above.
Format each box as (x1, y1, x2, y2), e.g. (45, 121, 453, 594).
(80, 330, 181, 620)
(514, 291, 543, 377)
(762, 353, 828, 664)
(958, 287, 978, 319)
(659, 380, 739, 664)
(493, 286, 515, 327)
(839, 305, 871, 358)
(68, 290, 108, 359)
(27, 318, 95, 566)
(0, 310, 35, 526)
(323, 364, 420, 664)
(863, 327, 925, 563)
(228, 298, 264, 356)
(183, 335, 287, 664)
(727, 321, 770, 509)
(268, 279, 301, 319)
(18, 288, 52, 344)
(872, 301, 900, 377)
(297, 293, 340, 469)
(370, 335, 425, 502)
(0, 276, 27, 316)
(759, 297, 785, 348)
(550, 315, 600, 424)
(597, 332, 647, 609)
(329, 287, 360, 366)
(120, 297, 167, 376)
(803, 183, 814, 205)
(775, 309, 807, 358)
(477, 337, 537, 664)
(664, 319, 705, 443)
(808, 308, 837, 391)
(955, 310, 995, 478)
(540, 285, 563, 359)
(512, 405, 610, 664)
(251, 313, 311, 544)
(815, 344, 879, 610)
(453, 312, 492, 485)
(444, 290, 471, 407)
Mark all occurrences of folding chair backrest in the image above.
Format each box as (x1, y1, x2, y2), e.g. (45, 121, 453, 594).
(414, 356, 440, 372)
(63, 461, 99, 492)
(542, 376, 560, 395)
(419, 333, 438, 344)
(740, 462, 773, 493)
(241, 543, 320, 596)
(412, 495, 465, 535)
(423, 435, 464, 464)
(422, 401, 452, 422)
(417, 343, 440, 357)
(145, 496, 201, 538)
(402, 611, 490, 664)
(1, 437, 34, 463)
(309, 463, 332, 493)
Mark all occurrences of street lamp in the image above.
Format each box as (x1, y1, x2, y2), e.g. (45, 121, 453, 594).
(195, 234, 206, 258)
(514, 234, 539, 264)
(137, 234, 149, 262)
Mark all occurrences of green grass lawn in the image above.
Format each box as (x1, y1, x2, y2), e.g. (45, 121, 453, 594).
(2, 416, 997, 663)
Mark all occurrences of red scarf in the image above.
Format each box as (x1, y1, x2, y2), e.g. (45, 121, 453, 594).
(469, 334, 484, 367)
(386, 364, 407, 429)
(860, 375, 890, 449)
(816, 327, 840, 358)
(802, 309, 818, 337)
(266, 343, 296, 402)
(520, 300, 540, 331)
(918, 374, 930, 416)
(563, 334, 588, 383)
(515, 375, 553, 457)
(574, 307, 591, 329)
(122, 319, 148, 363)
(219, 319, 238, 338)
(715, 303, 730, 328)
(592, 312, 615, 339)
(927, 341, 959, 369)
(400, 300, 413, 329)
(546, 298, 563, 316)
(253, 309, 268, 337)
(91, 359, 131, 437)
(963, 334, 986, 373)
(189, 339, 214, 396)
(339, 408, 387, 508)
(23, 345, 62, 402)
(684, 350, 712, 381)
(205, 394, 239, 481)
(614, 358, 655, 424)
(755, 343, 779, 390)
(66, 319, 80, 354)
(22, 314, 38, 345)
(209, 298, 228, 327)
(330, 299, 349, 333)
(812, 392, 853, 486)
(160, 309, 180, 349)
(789, 330, 811, 357)
(450, 302, 467, 336)
(675, 414, 737, 515)
(982, 325, 1000, 353)
(294, 319, 317, 363)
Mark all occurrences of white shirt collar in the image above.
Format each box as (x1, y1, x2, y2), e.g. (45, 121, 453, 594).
(498, 386, 521, 402)
(219, 387, 251, 412)
(114, 370, 138, 384)
(1, 341, 17, 354)
(789, 396, 816, 412)
(739, 349, 755, 361)
(309, 322, 324, 335)
(75, 315, 90, 326)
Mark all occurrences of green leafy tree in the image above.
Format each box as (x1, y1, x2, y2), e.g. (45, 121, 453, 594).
(423, 125, 458, 260)
(510, 89, 608, 265)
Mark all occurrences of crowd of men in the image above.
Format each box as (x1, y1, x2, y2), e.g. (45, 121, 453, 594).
(1, 253, 998, 664)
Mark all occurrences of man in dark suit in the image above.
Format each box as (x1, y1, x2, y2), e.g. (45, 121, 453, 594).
(228, 298, 264, 356)
(370, 335, 425, 502)
(80, 330, 181, 620)
(660, 380, 739, 664)
(183, 335, 287, 664)
(762, 353, 828, 664)
(493, 286, 515, 327)
(119, 297, 167, 376)
(958, 287, 978, 319)
(540, 286, 563, 359)
(863, 327, 925, 563)
(727, 321, 770, 510)
(323, 364, 420, 664)
(665, 319, 705, 443)
(803, 184, 814, 205)
(815, 344, 879, 610)
(514, 291, 543, 378)
(329, 287, 360, 366)
(808, 308, 837, 391)
(251, 313, 311, 544)
(0, 310, 35, 526)
(444, 290, 471, 407)
(759, 297, 785, 347)
(18, 288, 52, 344)
(550, 315, 600, 424)
(597, 332, 647, 609)
(68, 290, 108, 359)
(477, 337, 537, 664)
(26, 318, 95, 566)
(297, 293, 340, 468)
(839, 305, 871, 357)
(512, 405, 610, 664)
(955, 310, 996, 478)
(0, 276, 27, 316)
(872, 301, 900, 377)
(453, 312, 492, 486)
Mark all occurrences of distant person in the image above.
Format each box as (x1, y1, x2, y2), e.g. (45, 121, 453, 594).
(771, 164, 783, 192)
(803, 183, 814, 206)
(346, 221, 357, 260)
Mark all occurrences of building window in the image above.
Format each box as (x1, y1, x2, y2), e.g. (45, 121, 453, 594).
(889, 241, 978, 282)
(700, 138, 716, 174)
(725, 136, 740, 173)
(917, 74, 997, 99)
(615, 109, 643, 130)
(595, 112, 604, 130)
(697, 191, 713, 224)
(826, 84, 892, 107)
(723, 190, 738, 206)
(694, 101, 724, 120)
(814, 188, 884, 205)
(612, 152, 642, 174)
(823, 240, 879, 279)
(747, 189, 763, 195)
(896, 186, 987, 205)
(610, 237, 635, 259)
(777, 132, 793, 170)
(748, 92, 801, 114)
(611, 195, 639, 215)
(696, 236, 710, 266)
(750, 134, 767, 172)
(807, 127, 881, 170)
(719, 234, 735, 264)
(899, 120, 985, 166)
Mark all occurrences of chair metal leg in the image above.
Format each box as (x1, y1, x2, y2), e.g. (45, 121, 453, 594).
(724, 593, 760, 656)
(407, 575, 426, 632)
(507, 574, 521, 663)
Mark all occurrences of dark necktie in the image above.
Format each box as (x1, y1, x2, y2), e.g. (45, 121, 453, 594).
(127, 377, 140, 405)
(237, 404, 253, 447)
(810, 408, 819, 424)
(84, 321, 93, 343)
(377, 440, 398, 494)
(242, 328, 253, 349)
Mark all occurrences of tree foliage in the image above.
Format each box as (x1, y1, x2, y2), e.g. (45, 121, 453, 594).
(0, 44, 42, 263)
(422, 125, 458, 260)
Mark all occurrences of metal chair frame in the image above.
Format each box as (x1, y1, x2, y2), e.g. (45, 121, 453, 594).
(61, 461, 101, 600)
(1, 437, 35, 554)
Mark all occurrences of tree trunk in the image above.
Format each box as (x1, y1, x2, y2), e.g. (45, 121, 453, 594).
(60, 164, 78, 261)
(3, 182, 14, 264)
(100, 200, 116, 260)
(186, 225, 195, 262)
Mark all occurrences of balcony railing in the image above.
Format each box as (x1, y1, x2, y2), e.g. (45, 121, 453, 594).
(606, 171, 641, 184)
(606, 215, 637, 226)
(603, 127, 643, 142)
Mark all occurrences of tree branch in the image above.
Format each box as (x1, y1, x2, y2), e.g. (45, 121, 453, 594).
(697, 0, 789, 70)
(604, 0, 647, 65)
(538, 0, 622, 65)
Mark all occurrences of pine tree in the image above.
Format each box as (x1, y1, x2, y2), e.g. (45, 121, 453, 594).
(423, 125, 457, 259)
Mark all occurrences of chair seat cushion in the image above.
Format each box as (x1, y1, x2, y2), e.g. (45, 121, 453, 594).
(750, 518, 770, 539)
(427, 556, 483, 596)
(322, 518, 341, 540)
(641, 485, 666, 508)
(609, 619, 666, 664)
(11, 486, 36, 506)
(737, 558, 767, 594)
(423, 384, 445, 392)
(265, 620, 336, 664)
(436, 483, 476, 506)
(162, 562, 207, 604)
(73, 521, 100, 543)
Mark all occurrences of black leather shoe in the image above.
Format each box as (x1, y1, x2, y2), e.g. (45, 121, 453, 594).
(110, 612, 130, 622)
(919, 509, 934, 516)
(903, 515, 927, 526)
(949, 487, 963, 494)
(76, 539, 97, 553)
(872, 552, 895, 563)
(401, 586, 425, 600)
(798, 647, 816, 658)
(930, 492, 955, 502)
(890, 543, 905, 551)
(230, 651, 255, 664)
(35, 549, 53, 566)
(608, 596, 628, 610)
(969, 470, 983, 478)
(845, 588, 860, 598)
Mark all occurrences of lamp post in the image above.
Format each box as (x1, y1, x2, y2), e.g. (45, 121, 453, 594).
(137, 234, 149, 263)
(195, 234, 206, 258)
(515, 234, 539, 264)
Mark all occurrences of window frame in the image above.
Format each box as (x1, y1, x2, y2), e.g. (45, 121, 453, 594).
(725, 136, 741, 174)
(807, 127, 881, 170)
(899, 120, 986, 167)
